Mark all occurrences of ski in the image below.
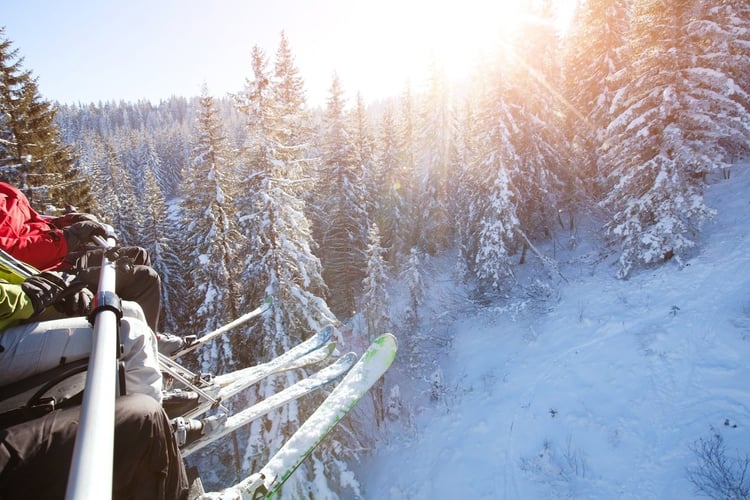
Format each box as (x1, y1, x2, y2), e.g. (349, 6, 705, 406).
(162, 326, 338, 419)
(181, 351, 357, 457)
(200, 333, 397, 499)
(178, 343, 337, 420)
(171, 297, 274, 359)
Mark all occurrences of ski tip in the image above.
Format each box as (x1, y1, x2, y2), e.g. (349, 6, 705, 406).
(264, 296, 274, 306)
(375, 333, 398, 350)
(362, 333, 398, 365)
(318, 325, 335, 343)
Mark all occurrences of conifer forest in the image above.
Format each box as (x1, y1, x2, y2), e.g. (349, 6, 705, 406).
(1, 1, 749, 495)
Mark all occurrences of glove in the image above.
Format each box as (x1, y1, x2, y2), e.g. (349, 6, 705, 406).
(55, 287, 94, 316)
(62, 221, 107, 252)
(21, 271, 87, 315)
(50, 212, 100, 228)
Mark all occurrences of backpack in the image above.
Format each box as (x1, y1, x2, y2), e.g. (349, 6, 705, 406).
(0, 358, 89, 428)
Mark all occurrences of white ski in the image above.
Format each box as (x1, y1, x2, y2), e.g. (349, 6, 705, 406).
(162, 326, 338, 419)
(181, 352, 357, 457)
(200, 333, 398, 499)
(178, 343, 336, 420)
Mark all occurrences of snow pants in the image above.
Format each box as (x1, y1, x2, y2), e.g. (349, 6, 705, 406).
(0, 301, 162, 403)
(67, 246, 162, 331)
(0, 393, 189, 500)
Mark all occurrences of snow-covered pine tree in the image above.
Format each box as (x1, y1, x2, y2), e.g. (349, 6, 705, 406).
(371, 103, 408, 269)
(357, 223, 392, 428)
(137, 168, 182, 334)
(503, 1, 569, 242)
(314, 73, 370, 318)
(269, 31, 312, 188)
(352, 92, 376, 219)
(414, 61, 454, 255)
(561, 0, 631, 194)
(136, 135, 165, 196)
(360, 223, 391, 344)
(177, 86, 240, 374)
(694, 1, 750, 164)
(403, 247, 425, 330)
(462, 60, 520, 294)
(232, 40, 338, 497)
(600, 0, 747, 278)
(97, 135, 142, 244)
(75, 134, 124, 224)
(153, 124, 191, 198)
(396, 83, 420, 257)
(0, 27, 92, 210)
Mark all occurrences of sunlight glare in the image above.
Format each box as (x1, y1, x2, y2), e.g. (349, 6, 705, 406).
(382, 0, 576, 87)
(333, 0, 579, 104)
(411, 0, 525, 82)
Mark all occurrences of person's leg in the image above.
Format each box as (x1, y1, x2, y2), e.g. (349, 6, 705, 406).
(115, 265, 162, 331)
(0, 400, 78, 499)
(112, 393, 190, 500)
(0, 315, 162, 404)
(0, 317, 93, 386)
(120, 316, 162, 404)
(74, 264, 162, 331)
(72, 246, 152, 268)
(0, 394, 189, 500)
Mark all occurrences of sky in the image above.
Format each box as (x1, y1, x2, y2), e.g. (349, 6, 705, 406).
(3, 0, 576, 108)
(354, 162, 750, 498)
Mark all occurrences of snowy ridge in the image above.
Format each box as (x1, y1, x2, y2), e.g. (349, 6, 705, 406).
(361, 163, 750, 499)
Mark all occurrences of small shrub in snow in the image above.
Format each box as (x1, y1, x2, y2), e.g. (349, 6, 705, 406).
(428, 369, 445, 402)
(519, 436, 587, 497)
(386, 384, 402, 421)
(687, 431, 750, 499)
(524, 279, 555, 301)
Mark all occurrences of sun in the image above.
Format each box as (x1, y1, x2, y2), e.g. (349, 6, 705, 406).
(330, 0, 578, 104)
(396, 0, 578, 86)
(412, 0, 524, 80)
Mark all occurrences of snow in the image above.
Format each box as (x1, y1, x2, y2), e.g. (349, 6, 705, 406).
(359, 162, 750, 499)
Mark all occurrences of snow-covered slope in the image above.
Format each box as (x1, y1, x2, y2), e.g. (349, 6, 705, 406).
(360, 162, 750, 499)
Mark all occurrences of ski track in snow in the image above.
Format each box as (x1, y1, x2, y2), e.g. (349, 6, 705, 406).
(360, 163, 750, 499)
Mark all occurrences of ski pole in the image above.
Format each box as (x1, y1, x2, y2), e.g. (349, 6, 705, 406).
(171, 296, 273, 359)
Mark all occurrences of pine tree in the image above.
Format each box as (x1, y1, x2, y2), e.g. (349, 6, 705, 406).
(414, 61, 453, 255)
(452, 84, 486, 283)
(138, 168, 180, 333)
(315, 73, 369, 318)
(696, 1, 750, 164)
(462, 59, 521, 294)
(403, 247, 425, 330)
(178, 86, 240, 373)
(505, 1, 569, 240)
(357, 223, 391, 430)
(231, 41, 336, 495)
(371, 103, 407, 268)
(562, 0, 631, 192)
(270, 31, 311, 185)
(600, 0, 747, 277)
(352, 92, 376, 217)
(360, 223, 391, 342)
(0, 27, 92, 210)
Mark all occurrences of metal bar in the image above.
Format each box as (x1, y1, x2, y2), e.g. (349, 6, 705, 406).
(65, 236, 118, 500)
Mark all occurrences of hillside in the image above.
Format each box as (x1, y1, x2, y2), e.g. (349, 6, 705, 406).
(359, 162, 750, 499)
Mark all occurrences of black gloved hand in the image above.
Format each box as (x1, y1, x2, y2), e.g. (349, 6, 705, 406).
(21, 271, 87, 315)
(50, 212, 100, 228)
(62, 221, 107, 252)
(55, 287, 94, 316)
